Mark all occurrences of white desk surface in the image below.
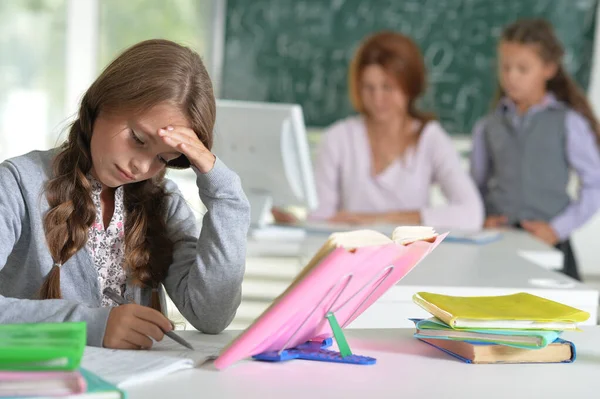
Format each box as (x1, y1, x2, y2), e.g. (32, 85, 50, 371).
(394, 230, 594, 300)
(244, 229, 599, 327)
(127, 328, 600, 399)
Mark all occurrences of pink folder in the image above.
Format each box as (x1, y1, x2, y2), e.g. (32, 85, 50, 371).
(215, 234, 446, 369)
(0, 370, 86, 396)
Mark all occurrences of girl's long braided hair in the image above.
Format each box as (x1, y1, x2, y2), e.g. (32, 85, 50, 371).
(39, 39, 216, 311)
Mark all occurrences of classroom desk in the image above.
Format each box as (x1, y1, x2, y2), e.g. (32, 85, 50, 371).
(237, 229, 599, 329)
(127, 328, 600, 399)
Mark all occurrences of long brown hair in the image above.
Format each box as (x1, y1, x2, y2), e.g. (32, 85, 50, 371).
(40, 39, 216, 310)
(348, 31, 434, 129)
(498, 19, 600, 142)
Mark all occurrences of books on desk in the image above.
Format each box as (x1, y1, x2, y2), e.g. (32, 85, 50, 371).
(288, 221, 501, 245)
(289, 226, 439, 288)
(76, 368, 125, 399)
(412, 292, 588, 364)
(0, 368, 125, 398)
(0, 322, 124, 398)
(413, 292, 590, 329)
(288, 221, 435, 239)
(412, 318, 561, 349)
(0, 370, 86, 397)
(289, 220, 389, 235)
(420, 337, 575, 364)
(0, 322, 87, 371)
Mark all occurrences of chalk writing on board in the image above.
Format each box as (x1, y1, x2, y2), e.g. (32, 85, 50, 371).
(221, 0, 596, 133)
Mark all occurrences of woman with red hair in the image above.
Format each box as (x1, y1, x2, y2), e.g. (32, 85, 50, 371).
(297, 31, 483, 230)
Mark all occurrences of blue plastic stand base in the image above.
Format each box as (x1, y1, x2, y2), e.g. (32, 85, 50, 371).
(252, 338, 377, 365)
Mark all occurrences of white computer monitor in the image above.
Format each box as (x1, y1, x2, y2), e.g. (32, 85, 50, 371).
(213, 100, 318, 228)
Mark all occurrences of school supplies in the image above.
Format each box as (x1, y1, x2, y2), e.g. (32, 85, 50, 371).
(214, 226, 446, 370)
(294, 222, 436, 240)
(103, 287, 194, 350)
(390, 226, 438, 245)
(81, 340, 222, 388)
(292, 226, 439, 285)
(0, 322, 86, 371)
(412, 318, 561, 349)
(412, 293, 584, 365)
(444, 230, 502, 245)
(413, 292, 590, 329)
(0, 368, 124, 399)
(420, 337, 576, 364)
(0, 370, 86, 397)
(77, 367, 126, 399)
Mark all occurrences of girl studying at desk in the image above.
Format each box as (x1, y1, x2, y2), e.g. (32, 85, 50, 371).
(276, 31, 484, 231)
(470, 19, 600, 280)
(0, 40, 250, 348)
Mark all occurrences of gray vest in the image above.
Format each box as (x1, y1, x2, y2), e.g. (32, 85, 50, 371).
(482, 105, 570, 224)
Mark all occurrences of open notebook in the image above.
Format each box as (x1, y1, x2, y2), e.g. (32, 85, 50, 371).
(81, 338, 223, 388)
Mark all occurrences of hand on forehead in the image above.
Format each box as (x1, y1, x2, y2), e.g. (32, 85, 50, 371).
(133, 103, 191, 136)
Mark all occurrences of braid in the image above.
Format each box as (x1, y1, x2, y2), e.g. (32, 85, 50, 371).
(123, 172, 174, 312)
(40, 120, 96, 299)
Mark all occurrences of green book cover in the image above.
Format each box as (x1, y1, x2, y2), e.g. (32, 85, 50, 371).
(0, 322, 86, 371)
(79, 368, 126, 399)
(411, 318, 561, 349)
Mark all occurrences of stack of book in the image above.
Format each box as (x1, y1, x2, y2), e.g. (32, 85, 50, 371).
(0, 322, 124, 398)
(411, 292, 590, 364)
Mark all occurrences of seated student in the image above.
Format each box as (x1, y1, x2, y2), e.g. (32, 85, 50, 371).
(277, 31, 483, 230)
(470, 19, 600, 281)
(0, 39, 250, 348)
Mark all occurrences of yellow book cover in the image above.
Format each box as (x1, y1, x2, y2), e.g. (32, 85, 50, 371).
(412, 292, 590, 329)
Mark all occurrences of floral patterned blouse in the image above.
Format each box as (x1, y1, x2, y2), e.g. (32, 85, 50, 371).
(86, 176, 127, 307)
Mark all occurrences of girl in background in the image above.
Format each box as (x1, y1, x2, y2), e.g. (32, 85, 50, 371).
(471, 19, 600, 280)
(0, 39, 250, 348)
(276, 31, 484, 231)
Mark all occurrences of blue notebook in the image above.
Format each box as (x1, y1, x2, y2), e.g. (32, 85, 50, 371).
(419, 337, 576, 364)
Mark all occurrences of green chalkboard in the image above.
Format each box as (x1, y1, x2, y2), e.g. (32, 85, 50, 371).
(221, 0, 597, 133)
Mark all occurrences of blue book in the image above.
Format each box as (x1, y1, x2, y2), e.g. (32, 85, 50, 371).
(419, 337, 576, 364)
